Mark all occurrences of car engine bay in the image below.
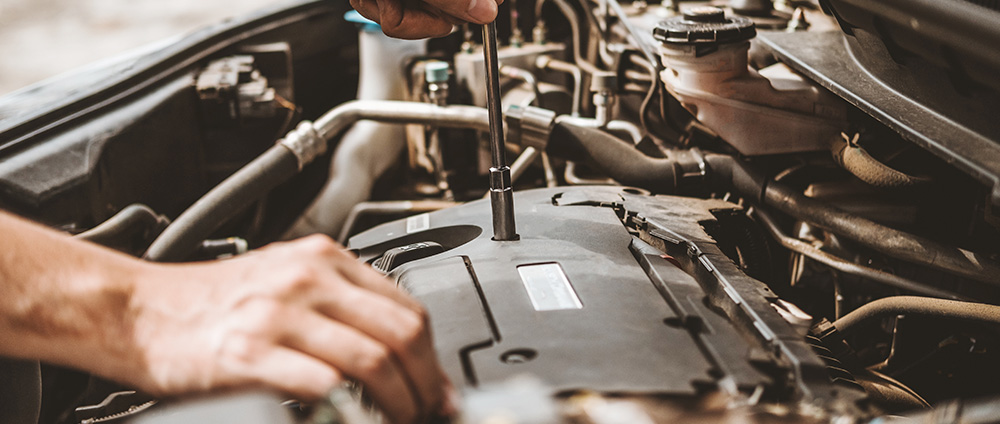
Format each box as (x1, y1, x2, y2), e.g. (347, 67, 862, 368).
(1, 0, 999, 423)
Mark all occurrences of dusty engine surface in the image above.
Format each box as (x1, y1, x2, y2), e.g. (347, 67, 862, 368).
(1, 0, 1000, 423)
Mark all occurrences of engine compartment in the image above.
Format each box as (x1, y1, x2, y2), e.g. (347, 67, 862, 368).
(1, 0, 1000, 422)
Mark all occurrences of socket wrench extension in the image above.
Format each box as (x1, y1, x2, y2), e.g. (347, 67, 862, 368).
(482, 22, 519, 241)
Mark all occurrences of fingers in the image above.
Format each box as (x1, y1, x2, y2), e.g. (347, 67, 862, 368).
(352, 0, 503, 39)
(423, 0, 499, 24)
(291, 234, 425, 314)
(330, 252, 426, 314)
(311, 281, 447, 417)
(280, 310, 421, 424)
(269, 235, 449, 422)
(245, 347, 343, 401)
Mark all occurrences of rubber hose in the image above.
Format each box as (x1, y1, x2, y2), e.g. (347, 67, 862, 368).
(547, 121, 678, 193)
(77, 204, 168, 246)
(143, 146, 299, 262)
(833, 296, 1000, 335)
(705, 155, 1000, 287)
(833, 142, 928, 188)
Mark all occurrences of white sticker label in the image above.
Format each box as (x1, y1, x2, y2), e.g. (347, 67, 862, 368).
(406, 213, 430, 233)
(517, 263, 583, 311)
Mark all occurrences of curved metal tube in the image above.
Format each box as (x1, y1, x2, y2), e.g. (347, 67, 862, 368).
(500, 65, 545, 109)
(314, 100, 490, 143)
(537, 56, 583, 117)
(149, 101, 490, 261)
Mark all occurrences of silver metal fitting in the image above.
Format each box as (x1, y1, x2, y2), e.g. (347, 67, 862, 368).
(278, 120, 326, 170)
(505, 105, 557, 150)
(489, 166, 519, 241)
(673, 148, 707, 188)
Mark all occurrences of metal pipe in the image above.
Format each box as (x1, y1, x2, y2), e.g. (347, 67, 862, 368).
(313, 101, 490, 143)
(541, 153, 558, 187)
(500, 65, 545, 109)
(752, 209, 967, 300)
(548, 0, 603, 74)
(510, 146, 542, 183)
(537, 56, 583, 116)
(605, 0, 659, 67)
(833, 296, 1000, 336)
(706, 155, 1000, 287)
(149, 100, 492, 261)
(763, 180, 1000, 286)
(482, 22, 519, 241)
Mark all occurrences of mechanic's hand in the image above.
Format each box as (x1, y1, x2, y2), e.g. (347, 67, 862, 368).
(350, 0, 504, 39)
(129, 235, 453, 424)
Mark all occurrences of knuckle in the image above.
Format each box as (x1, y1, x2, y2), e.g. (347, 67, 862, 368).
(251, 299, 285, 322)
(356, 344, 393, 379)
(394, 310, 428, 352)
(319, 368, 344, 393)
(300, 234, 341, 256)
(236, 300, 284, 337)
(304, 368, 343, 399)
(218, 333, 264, 365)
(380, 24, 405, 38)
(275, 266, 320, 295)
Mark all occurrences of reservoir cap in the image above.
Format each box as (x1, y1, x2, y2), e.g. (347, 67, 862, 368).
(653, 7, 756, 45)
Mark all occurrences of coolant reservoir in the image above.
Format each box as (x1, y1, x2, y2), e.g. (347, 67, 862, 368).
(283, 12, 427, 239)
(654, 7, 847, 155)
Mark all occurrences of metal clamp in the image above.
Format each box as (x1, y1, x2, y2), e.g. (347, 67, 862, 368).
(505, 105, 557, 150)
(278, 120, 326, 170)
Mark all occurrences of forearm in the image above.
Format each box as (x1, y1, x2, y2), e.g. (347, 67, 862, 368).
(0, 211, 146, 379)
(0, 210, 452, 422)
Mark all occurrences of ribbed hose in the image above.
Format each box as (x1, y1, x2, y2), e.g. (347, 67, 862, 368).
(833, 296, 1000, 335)
(143, 146, 299, 262)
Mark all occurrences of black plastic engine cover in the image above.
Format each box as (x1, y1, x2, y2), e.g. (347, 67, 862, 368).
(349, 187, 836, 398)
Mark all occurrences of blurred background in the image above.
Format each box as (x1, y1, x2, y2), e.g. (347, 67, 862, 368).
(0, 0, 280, 96)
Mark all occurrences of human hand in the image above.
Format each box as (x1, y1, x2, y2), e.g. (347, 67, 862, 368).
(350, 0, 504, 39)
(127, 235, 453, 423)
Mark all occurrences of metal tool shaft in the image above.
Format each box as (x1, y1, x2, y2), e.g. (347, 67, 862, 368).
(482, 22, 519, 241)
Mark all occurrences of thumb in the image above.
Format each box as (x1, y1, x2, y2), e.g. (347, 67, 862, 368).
(427, 0, 501, 24)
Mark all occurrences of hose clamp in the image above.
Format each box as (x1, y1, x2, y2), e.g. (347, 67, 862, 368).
(278, 121, 326, 170)
(505, 105, 557, 150)
(673, 147, 707, 189)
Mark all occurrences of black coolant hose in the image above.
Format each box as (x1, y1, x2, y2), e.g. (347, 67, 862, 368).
(704, 155, 1000, 287)
(142, 100, 490, 262)
(833, 296, 1000, 336)
(77, 203, 169, 246)
(143, 146, 299, 262)
(548, 121, 679, 192)
(543, 125, 1000, 286)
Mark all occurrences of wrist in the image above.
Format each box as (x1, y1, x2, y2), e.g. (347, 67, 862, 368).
(51, 252, 150, 377)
